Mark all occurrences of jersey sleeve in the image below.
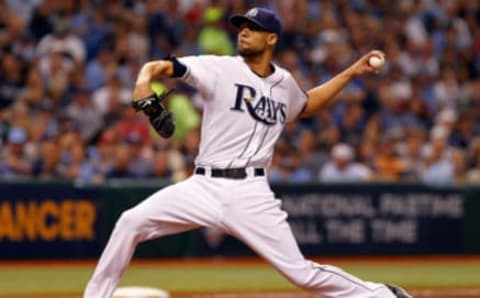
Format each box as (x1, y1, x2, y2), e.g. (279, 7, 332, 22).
(177, 55, 219, 99)
(286, 74, 308, 122)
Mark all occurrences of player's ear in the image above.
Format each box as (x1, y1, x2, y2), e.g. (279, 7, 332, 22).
(267, 33, 278, 46)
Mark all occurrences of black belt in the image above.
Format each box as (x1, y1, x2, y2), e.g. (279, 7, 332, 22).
(195, 167, 265, 179)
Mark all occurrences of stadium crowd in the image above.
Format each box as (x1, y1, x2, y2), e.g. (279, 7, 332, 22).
(0, 0, 479, 185)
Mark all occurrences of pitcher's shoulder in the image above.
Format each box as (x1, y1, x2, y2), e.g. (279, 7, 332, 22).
(201, 55, 241, 67)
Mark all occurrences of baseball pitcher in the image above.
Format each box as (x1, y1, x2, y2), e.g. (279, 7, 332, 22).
(84, 7, 411, 298)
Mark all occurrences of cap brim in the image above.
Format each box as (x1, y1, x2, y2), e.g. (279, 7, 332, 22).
(229, 15, 269, 32)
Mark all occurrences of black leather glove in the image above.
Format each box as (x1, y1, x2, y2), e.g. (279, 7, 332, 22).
(132, 89, 175, 138)
(150, 109, 175, 138)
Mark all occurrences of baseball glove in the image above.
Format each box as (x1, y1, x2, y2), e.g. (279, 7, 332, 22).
(132, 89, 175, 138)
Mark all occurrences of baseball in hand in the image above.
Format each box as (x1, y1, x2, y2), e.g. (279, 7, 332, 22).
(368, 55, 385, 69)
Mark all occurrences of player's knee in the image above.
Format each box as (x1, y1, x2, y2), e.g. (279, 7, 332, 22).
(116, 209, 145, 231)
(287, 274, 313, 290)
(282, 263, 318, 290)
(114, 209, 155, 244)
(284, 271, 311, 289)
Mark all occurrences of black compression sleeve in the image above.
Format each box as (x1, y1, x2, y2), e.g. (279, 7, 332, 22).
(164, 55, 187, 78)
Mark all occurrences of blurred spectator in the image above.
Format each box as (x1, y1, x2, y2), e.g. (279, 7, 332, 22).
(419, 126, 455, 185)
(2, 127, 32, 177)
(399, 130, 426, 181)
(270, 143, 313, 182)
(335, 102, 367, 146)
(32, 137, 61, 179)
(466, 138, 480, 183)
(27, 1, 54, 42)
(151, 149, 173, 179)
(127, 20, 149, 63)
(298, 129, 328, 176)
(106, 143, 134, 178)
(118, 56, 143, 89)
(92, 73, 132, 116)
(147, 1, 177, 59)
(281, 122, 304, 148)
(57, 136, 94, 181)
(81, 9, 112, 60)
(84, 45, 117, 91)
(319, 143, 372, 183)
(21, 66, 45, 107)
(36, 101, 60, 138)
(310, 110, 340, 151)
(8, 101, 31, 129)
(198, 7, 234, 55)
(88, 128, 118, 183)
(177, 25, 201, 56)
(373, 135, 409, 181)
(38, 45, 75, 103)
(116, 102, 151, 146)
(36, 17, 86, 64)
(126, 133, 154, 178)
(65, 88, 104, 144)
(452, 149, 468, 184)
(0, 52, 26, 109)
(449, 111, 475, 149)
(432, 67, 461, 111)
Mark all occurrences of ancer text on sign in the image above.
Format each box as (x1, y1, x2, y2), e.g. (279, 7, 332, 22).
(0, 200, 96, 242)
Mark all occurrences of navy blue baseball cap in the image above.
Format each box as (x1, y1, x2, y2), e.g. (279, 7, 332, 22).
(230, 7, 282, 35)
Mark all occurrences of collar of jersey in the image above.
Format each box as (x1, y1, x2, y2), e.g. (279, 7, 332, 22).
(251, 63, 275, 78)
(237, 56, 283, 83)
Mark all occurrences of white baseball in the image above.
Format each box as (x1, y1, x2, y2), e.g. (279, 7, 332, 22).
(368, 55, 385, 69)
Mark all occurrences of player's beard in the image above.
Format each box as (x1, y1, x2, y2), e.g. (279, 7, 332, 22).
(238, 47, 265, 59)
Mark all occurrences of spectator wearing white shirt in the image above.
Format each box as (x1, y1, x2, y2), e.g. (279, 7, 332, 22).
(92, 73, 132, 116)
(420, 126, 455, 185)
(36, 18, 86, 64)
(319, 143, 372, 183)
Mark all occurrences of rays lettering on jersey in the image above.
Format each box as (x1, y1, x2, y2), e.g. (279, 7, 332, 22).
(230, 83, 286, 125)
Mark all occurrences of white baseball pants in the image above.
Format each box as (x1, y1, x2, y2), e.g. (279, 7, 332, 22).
(84, 173, 395, 298)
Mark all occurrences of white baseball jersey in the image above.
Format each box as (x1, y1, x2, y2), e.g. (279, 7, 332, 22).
(178, 55, 307, 169)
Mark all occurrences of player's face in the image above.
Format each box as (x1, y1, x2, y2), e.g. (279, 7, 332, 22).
(237, 22, 276, 57)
